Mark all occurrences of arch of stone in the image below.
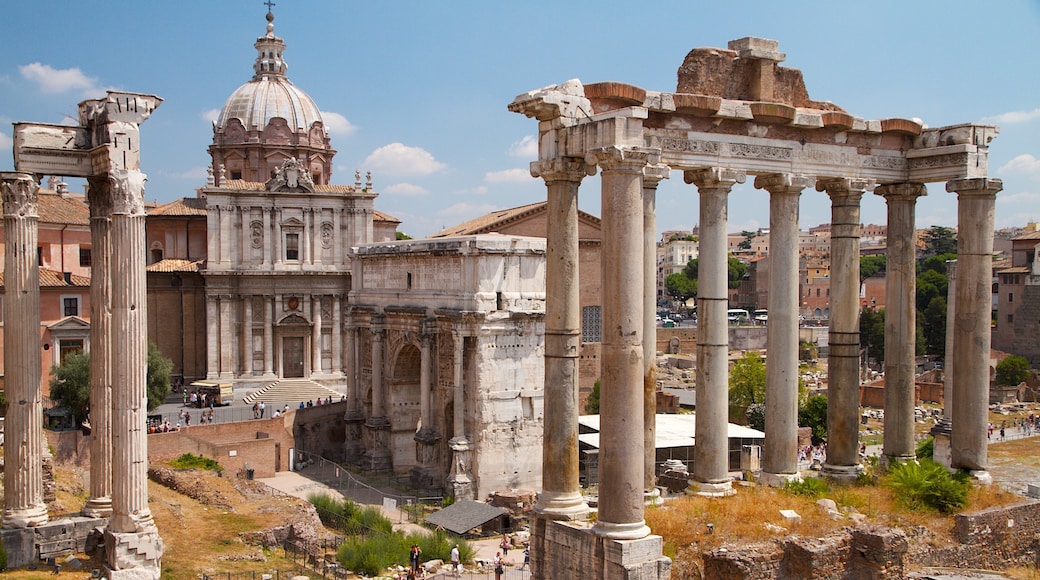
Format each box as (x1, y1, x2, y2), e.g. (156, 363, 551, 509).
(4, 91, 165, 578)
(510, 37, 1000, 579)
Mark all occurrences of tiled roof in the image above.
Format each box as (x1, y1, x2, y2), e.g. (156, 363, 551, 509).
(37, 191, 89, 225)
(1013, 230, 1040, 241)
(0, 268, 90, 288)
(146, 259, 205, 273)
(149, 197, 207, 216)
(996, 266, 1030, 274)
(373, 210, 400, 224)
(430, 201, 601, 238)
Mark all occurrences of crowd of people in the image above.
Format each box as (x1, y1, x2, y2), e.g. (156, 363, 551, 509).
(989, 414, 1040, 440)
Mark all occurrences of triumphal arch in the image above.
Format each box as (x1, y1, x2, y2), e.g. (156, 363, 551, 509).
(4, 91, 164, 578)
(511, 37, 999, 579)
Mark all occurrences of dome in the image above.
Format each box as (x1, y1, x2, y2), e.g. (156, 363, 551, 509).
(216, 77, 323, 134)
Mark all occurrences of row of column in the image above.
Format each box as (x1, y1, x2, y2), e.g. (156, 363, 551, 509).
(205, 293, 346, 379)
(209, 205, 367, 268)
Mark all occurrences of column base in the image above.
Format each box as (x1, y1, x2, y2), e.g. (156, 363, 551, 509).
(758, 471, 802, 488)
(591, 519, 651, 540)
(968, 470, 993, 485)
(686, 480, 736, 497)
(820, 463, 862, 482)
(880, 454, 916, 469)
(535, 518, 671, 580)
(534, 490, 590, 521)
(931, 431, 953, 468)
(104, 529, 163, 580)
(2, 504, 49, 529)
(83, 497, 114, 519)
(447, 474, 475, 501)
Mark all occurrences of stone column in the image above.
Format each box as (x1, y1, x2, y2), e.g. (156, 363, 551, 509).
(333, 208, 343, 266)
(418, 324, 434, 435)
(687, 168, 745, 495)
(819, 178, 872, 480)
(875, 183, 926, 464)
(83, 176, 114, 518)
(755, 173, 813, 484)
(530, 157, 591, 521)
(240, 207, 250, 264)
(332, 296, 343, 375)
(206, 295, 219, 379)
(302, 208, 311, 265)
(366, 318, 391, 471)
(219, 205, 231, 265)
(1, 172, 49, 528)
(643, 164, 668, 503)
(263, 296, 275, 377)
(311, 296, 323, 376)
(344, 321, 365, 463)
(948, 178, 1001, 475)
(447, 325, 474, 499)
(931, 260, 957, 467)
(273, 208, 282, 265)
(218, 295, 233, 379)
(262, 207, 271, 267)
(242, 295, 253, 375)
(588, 146, 656, 540)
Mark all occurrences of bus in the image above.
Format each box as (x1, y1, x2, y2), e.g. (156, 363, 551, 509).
(727, 309, 750, 323)
(753, 309, 768, 324)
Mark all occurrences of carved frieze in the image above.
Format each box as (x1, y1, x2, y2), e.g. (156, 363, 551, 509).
(907, 153, 970, 171)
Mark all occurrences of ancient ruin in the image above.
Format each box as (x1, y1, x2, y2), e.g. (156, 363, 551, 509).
(511, 36, 999, 579)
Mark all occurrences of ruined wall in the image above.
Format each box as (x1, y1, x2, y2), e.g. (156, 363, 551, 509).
(533, 518, 671, 580)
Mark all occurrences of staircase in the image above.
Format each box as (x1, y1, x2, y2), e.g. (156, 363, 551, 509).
(242, 378, 345, 406)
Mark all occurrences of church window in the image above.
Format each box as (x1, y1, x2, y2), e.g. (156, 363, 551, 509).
(286, 233, 300, 260)
(582, 305, 602, 343)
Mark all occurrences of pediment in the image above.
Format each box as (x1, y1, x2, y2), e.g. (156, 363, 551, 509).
(278, 314, 310, 326)
(48, 316, 90, 331)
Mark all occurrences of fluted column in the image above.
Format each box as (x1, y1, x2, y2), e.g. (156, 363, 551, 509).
(588, 146, 656, 540)
(530, 157, 590, 521)
(106, 169, 156, 533)
(206, 295, 219, 379)
(447, 326, 474, 499)
(371, 324, 385, 418)
(948, 178, 1002, 474)
(332, 296, 343, 375)
(876, 183, 927, 464)
(687, 168, 746, 495)
(451, 328, 465, 440)
(418, 323, 436, 437)
(755, 173, 813, 484)
(263, 296, 275, 376)
(642, 164, 668, 502)
(819, 178, 872, 479)
(311, 296, 323, 376)
(84, 175, 114, 518)
(1, 172, 49, 528)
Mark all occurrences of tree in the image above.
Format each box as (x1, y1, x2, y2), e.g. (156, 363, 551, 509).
(860, 255, 887, 282)
(861, 307, 885, 364)
(745, 403, 765, 431)
(921, 296, 947, 357)
(729, 351, 766, 421)
(995, 355, 1030, 387)
(395, 231, 412, 240)
(584, 380, 601, 414)
(49, 351, 91, 423)
(727, 257, 749, 289)
(48, 342, 174, 423)
(922, 226, 957, 258)
(798, 394, 828, 445)
(665, 272, 697, 306)
(682, 258, 699, 280)
(738, 230, 755, 250)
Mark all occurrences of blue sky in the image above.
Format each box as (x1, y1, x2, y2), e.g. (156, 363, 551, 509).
(2, 0, 1039, 238)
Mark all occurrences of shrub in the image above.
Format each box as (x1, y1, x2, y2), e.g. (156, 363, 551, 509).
(782, 476, 830, 499)
(337, 530, 471, 576)
(916, 436, 934, 459)
(885, 458, 969, 514)
(169, 453, 222, 471)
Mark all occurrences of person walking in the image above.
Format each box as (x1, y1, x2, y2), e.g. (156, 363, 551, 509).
(450, 544, 460, 577)
(523, 545, 530, 570)
(259, 400, 266, 418)
(493, 551, 504, 580)
(409, 544, 421, 575)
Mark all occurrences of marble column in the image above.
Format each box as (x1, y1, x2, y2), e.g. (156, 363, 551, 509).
(447, 327, 474, 498)
(1, 172, 49, 528)
(366, 318, 391, 471)
(948, 178, 1002, 475)
(687, 168, 745, 495)
(242, 295, 253, 375)
(876, 183, 926, 464)
(219, 295, 233, 379)
(643, 164, 668, 503)
(755, 173, 813, 484)
(84, 175, 114, 518)
(311, 296, 323, 376)
(206, 295, 219, 379)
(263, 296, 275, 377)
(332, 296, 343, 375)
(530, 157, 590, 521)
(344, 321, 365, 463)
(819, 178, 872, 480)
(588, 146, 656, 540)
(418, 325, 434, 436)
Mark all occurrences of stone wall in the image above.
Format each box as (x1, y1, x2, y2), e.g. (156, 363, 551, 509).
(533, 518, 671, 580)
(859, 380, 944, 408)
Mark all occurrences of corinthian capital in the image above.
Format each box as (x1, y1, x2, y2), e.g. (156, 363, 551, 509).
(753, 173, 815, 194)
(585, 146, 660, 172)
(1, 172, 40, 218)
(684, 167, 746, 191)
(530, 157, 594, 183)
(108, 169, 148, 216)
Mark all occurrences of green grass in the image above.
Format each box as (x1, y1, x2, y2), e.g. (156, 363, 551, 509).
(168, 453, 222, 471)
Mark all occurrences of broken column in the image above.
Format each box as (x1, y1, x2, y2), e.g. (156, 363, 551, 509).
(948, 178, 1002, 476)
(876, 183, 926, 464)
(687, 168, 745, 496)
(1, 172, 49, 529)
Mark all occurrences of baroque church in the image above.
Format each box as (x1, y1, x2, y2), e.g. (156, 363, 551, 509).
(144, 10, 553, 499)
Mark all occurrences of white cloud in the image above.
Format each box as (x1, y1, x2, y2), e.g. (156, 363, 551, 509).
(363, 143, 446, 177)
(201, 109, 220, 123)
(384, 182, 428, 196)
(508, 135, 538, 158)
(0, 131, 12, 151)
(996, 190, 1040, 204)
(320, 111, 357, 136)
(998, 154, 1040, 176)
(19, 62, 104, 97)
(436, 202, 498, 218)
(983, 107, 1040, 125)
(484, 168, 533, 183)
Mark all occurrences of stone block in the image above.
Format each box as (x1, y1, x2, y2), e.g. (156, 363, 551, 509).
(781, 534, 850, 579)
(779, 509, 801, 525)
(703, 543, 784, 580)
(849, 526, 908, 579)
(0, 527, 37, 569)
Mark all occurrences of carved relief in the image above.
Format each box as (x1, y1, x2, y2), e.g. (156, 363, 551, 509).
(908, 153, 970, 170)
(320, 222, 333, 249)
(321, 297, 332, 321)
(250, 220, 264, 249)
(729, 143, 792, 160)
(266, 157, 316, 192)
(1, 174, 40, 217)
(658, 137, 721, 154)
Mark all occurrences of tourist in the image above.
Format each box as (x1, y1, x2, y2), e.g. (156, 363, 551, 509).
(409, 543, 421, 574)
(493, 551, 504, 580)
(500, 534, 510, 556)
(299, 401, 305, 409)
(185, 411, 191, 426)
(450, 544, 460, 575)
(523, 545, 530, 570)
(252, 402, 259, 419)
(259, 401, 266, 418)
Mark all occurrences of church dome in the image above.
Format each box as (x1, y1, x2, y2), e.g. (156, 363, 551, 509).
(209, 10, 335, 186)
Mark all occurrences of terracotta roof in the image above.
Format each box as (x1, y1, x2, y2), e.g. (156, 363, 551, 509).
(146, 259, 205, 273)
(0, 268, 90, 288)
(430, 201, 601, 238)
(373, 210, 400, 224)
(1012, 230, 1040, 241)
(37, 191, 89, 225)
(996, 266, 1030, 274)
(149, 197, 207, 216)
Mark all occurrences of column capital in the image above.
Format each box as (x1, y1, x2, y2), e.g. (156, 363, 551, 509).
(684, 167, 746, 190)
(585, 146, 660, 172)
(531, 157, 595, 183)
(642, 163, 671, 187)
(874, 182, 927, 201)
(753, 173, 815, 193)
(816, 177, 876, 197)
(1, 172, 40, 218)
(946, 177, 1003, 196)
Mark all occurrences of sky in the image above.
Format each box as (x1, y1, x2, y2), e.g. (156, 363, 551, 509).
(1, 0, 1039, 239)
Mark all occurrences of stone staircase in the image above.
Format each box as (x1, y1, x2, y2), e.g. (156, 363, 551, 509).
(242, 378, 344, 406)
